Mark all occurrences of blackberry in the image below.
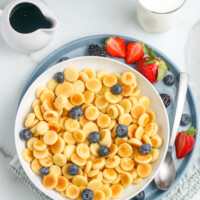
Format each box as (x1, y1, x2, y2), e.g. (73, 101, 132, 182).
(160, 93, 171, 108)
(88, 44, 107, 57)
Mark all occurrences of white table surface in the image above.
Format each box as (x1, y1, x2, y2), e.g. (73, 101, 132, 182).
(0, 0, 200, 199)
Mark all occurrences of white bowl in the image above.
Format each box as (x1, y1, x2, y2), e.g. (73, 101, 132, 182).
(15, 56, 169, 200)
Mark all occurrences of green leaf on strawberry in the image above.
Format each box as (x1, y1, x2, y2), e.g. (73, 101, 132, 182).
(183, 126, 198, 136)
(157, 60, 169, 81)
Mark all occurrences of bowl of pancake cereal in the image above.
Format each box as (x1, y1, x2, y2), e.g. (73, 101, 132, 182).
(15, 56, 169, 200)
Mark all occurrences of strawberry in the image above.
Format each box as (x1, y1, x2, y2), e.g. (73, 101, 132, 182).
(175, 126, 197, 159)
(136, 49, 170, 84)
(126, 42, 148, 64)
(105, 37, 126, 58)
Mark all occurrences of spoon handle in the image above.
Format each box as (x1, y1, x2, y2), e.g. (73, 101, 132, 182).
(168, 72, 189, 152)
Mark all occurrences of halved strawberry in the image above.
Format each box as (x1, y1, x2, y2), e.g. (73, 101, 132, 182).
(175, 126, 197, 159)
(126, 42, 148, 64)
(105, 37, 126, 58)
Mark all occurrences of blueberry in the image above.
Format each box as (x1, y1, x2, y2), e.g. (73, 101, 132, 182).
(180, 114, 191, 126)
(81, 189, 94, 200)
(19, 129, 32, 141)
(132, 191, 145, 200)
(67, 164, 79, 176)
(59, 56, 69, 63)
(54, 72, 64, 83)
(139, 144, 152, 155)
(163, 74, 175, 86)
(111, 84, 122, 95)
(70, 106, 83, 119)
(115, 124, 128, 138)
(39, 167, 49, 176)
(98, 146, 110, 156)
(88, 132, 100, 143)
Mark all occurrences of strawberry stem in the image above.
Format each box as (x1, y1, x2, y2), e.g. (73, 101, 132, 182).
(148, 48, 155, 59)
(183, 126, 197, 136)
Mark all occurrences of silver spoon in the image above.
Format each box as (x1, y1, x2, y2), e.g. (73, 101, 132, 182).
(155, 72, 189, 190)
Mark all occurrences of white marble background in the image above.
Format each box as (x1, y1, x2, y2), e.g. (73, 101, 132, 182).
(0, 0, 200, 199)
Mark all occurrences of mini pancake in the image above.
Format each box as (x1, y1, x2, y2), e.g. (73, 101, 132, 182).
(106, 144, 118, 157)
(62, 164, 74, 179)
(70, 92, 85, 106)
(35, 86, 47, 98)
(87, 169, 99, 177)
(31, 159, 42, 174)
(118, 113, 132, 126)
(103, 169, 117, 181)
(122, 84, 134, 96)
(86, 78, 102, 93)
(55, 82, 73, 98)
(99, 129, 111, 146)
(99, 85, 110, 95)
(93, 190, 105, 200)
(121, 172, 132, 186)
(46, 78, 58, 92)
(146, 109, 156, 123)
(83, 122, 99, 137)
(135, 126, 144, 140)
(27, 137, 39, 151)
(78, 71, 89, 83)
(114, 73, 122, 85)
(107, 105, 119, 120)
(83, 90, 94, 103)
(132, 177, 143, 184)
(115, 136, 128, 146)
(131, 104, 145, 119)
(121, 71, 136, 85)
(79, 115, 91, 127)
(128, 97, 138, 107)
(130, 146, 140, 159)
(92, 171, 103, 181)
(73, 80, 85, 93)
(61, 108, 69, 117)
(83, 68, 96, 78)
(151, 135, 162, 148)
(128, 124, 138, 138)
(97, 70, 109, 82)
(53, 105, 63, 116)
(134, 153, 152, 164)
(84, 161, 92, 173)
(150, 148, 160, 163)
(138, 96, 150, 109)
(76, 143, 90, 159)
(81, 103, 93, 111)
(128, 138, 143, 147)
(132, 118, 138, 124)
(33, 149, 48, 160)
(74, 130, 86, 143)
(101, 187, 112, 200)
(138, 113, 149, 127)
(43, 131, 57, 145)
(30, 126, 37, 134)
(33, 140, 47, 151)
(39, 153, 53, 167)
(55, 176, 69, 191)
(43, 110, 58, 121)
(24, 113, 35, 128)
(43, 174, 58, 189)
(128, 168, 138, 179)
(36, 121, 49, 135)
(34, 105, 44, 120)
(50, 137, 65, 154)
(59, 117, 68, 129)
(97, 113, 111, 128)
(115, 164, 126, 173)
(103, 74, 117, 87)
(112, 173, 121, 185)
(64, 66, 78, 82)
(144, 122, 158, 137)
(72, 175, 88, 187)
(63, 145, 76, 161)
(120, 158, 134, 171)
(118, 143, 132, 158)
(64, 118, 80, 132)
(85, 106, 99, 120)
(66, 184, 80, 198)
(22, 148, 33, 162)
(105, 155, 120, 168)
(95, 95, 109, 110)
(32, 99, 41, 110)
(110, 184, 123, 198)
(53, 153, 67, 167)
(131, 87, 140, 96)
(40, 105, 46, 114)
(104, 91, 122, 104)
(87, 179, 102, 190)
(119, 99, 132, 113)
(71, 153, 86, 166)
(137, 163, 152, 178)
(77, 186, 87, 200)
(42, 100, 53, 111)
(48, 121, 61, 133)
(54, 95, 67, 110)
(90, 143, 100, 156)
(60, 190, 67, 197)
(40, 89, 55, 103)
(63, 131, 76, 145)
(111, 124, 118, 138)
(114, 104, 124, 116)
(63, 99, 74, 111)
(29, 119, 39, 128)
(142, 135, 152, 146)
(92, 158, 105, 170)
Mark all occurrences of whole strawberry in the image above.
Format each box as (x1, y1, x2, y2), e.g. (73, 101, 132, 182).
(175, 126, 197, 159)
(136, 49, 170, 84)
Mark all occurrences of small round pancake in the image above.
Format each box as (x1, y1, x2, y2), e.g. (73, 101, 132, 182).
(33, 140, 47, 151)
(24, 113, 35, 128)
(92, 171, 103, 181)
(120, 158, 134, 171)
(53, 153, 67, 167)
(121, 172, 132, 186)
(22, 148, 33, 162)
(104, 91, 122, 104)
(93, 190, 105, 200)
(107, 120, 116, 131)
(53, 105, 63, 116)
(106, 144, 118, 157)
(78, 71, 89, 83)
(110, 184, 123, 198)
(84, 161, 92, 173)
(114, 73, 122, 85)
(144, 122, 158, 137)
(36, 121, 49, 135)
(137, 163, 152, 178)
(50, 137, 65, 154)
(64, 99, 74, 111)
(90, 143, 100, 156)
(82, 103, 93, 111)
(73, 80, 85, 93)
(99, 129, 111, 146)
(135, 126, 144, 140)
(63, 144, 76, 161)
(115, 137, 128, 146)
(54, 95, 67, 110)
(34, 105, 44, 120)
(131, 104, 145, 119)
(83, 122, 99, 137)
(63, 131, 76, 145)
(85, 106, 99, 120)
(40, 105, 46, 114)
(86, 78, 102, 93)
(60, 117, 68, 130)
(150, 148, 160, 163)
(40, 89, 55, 103)
(33, 149, 48, 160)
(146, 109, 156, 123)
(92, 158, 105, 170)
(118, 113, 132, 126)
(131, 87, 140, 96)
(83, 90, 94, 103)
(107, 105, 119, 120)
(128, 97, 138, 107)
(55, 82, 73, 98)
(118, 143, 132, 158)
(30, 118, 39, 129)
(64, 118, 80, 132)
(55, 176, 69, 191)
(76, 143, 90, 159)
(35, 86, 47, 98)
(97, 70, 109, 82)
(119, 99, 132, 113)
(87, 179, 102, 190)
(43, 110, 58, 121)
(62, 164, 73, 179)
(46, 78, 58, 92)
(83, 68, 96, 78)
(43, 131, 58, 145)
(138, 113, 149, 127)
(27, 137, 39, 151)
(128, 138, 143, 147)
(151, 135, 162, 148)
(112, 173, 121, 184)
(95, 95, 109, 110)
(87, 169, 99, 177)
(128, 124, 138, 138)
(121, 71, 136, 85)
(43, 174, 58, 189)
(71, 153, 86, 166)
(99, 85, 110, 95)
(79, 115, 91, 127)
(105, 155, 120, 168)
(70, 92, 85, 106)
(138, 96, 150, 109)
(130, 146, 140, 159)
(72, 175, 88, 187)
(66, 184, 80, 198)
(97, 113, 111, 128)
(101, 186, 112, 200)
(74, 130, 86, 143)
(42, 100, 53, 111)
(142, 135, 152, 146)
(48, 121, 61, 133)
(32, 99, 41, 110)
(102, 178, 112, 184)
(115, 164, 126, 173)
(61, 108, 69, 117)
(134, 153, 152, 164)
(128, 168, 138, 179)
(64, 67, 78, 82)
(114, 104, 125, 116)
(122, 84, 134, 96)
(103, 169, 117, 181)
(132, 177, 143, 184)
(31, 159, 42, 174)
(103, 74, 117, 87)
(39, 153, 53, 167)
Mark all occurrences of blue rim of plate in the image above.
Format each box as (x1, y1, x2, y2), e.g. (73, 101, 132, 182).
(17, 34, 199, 200)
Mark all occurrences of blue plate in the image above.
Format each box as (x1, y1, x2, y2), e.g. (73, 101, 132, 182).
(18, 35, 198, 200)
